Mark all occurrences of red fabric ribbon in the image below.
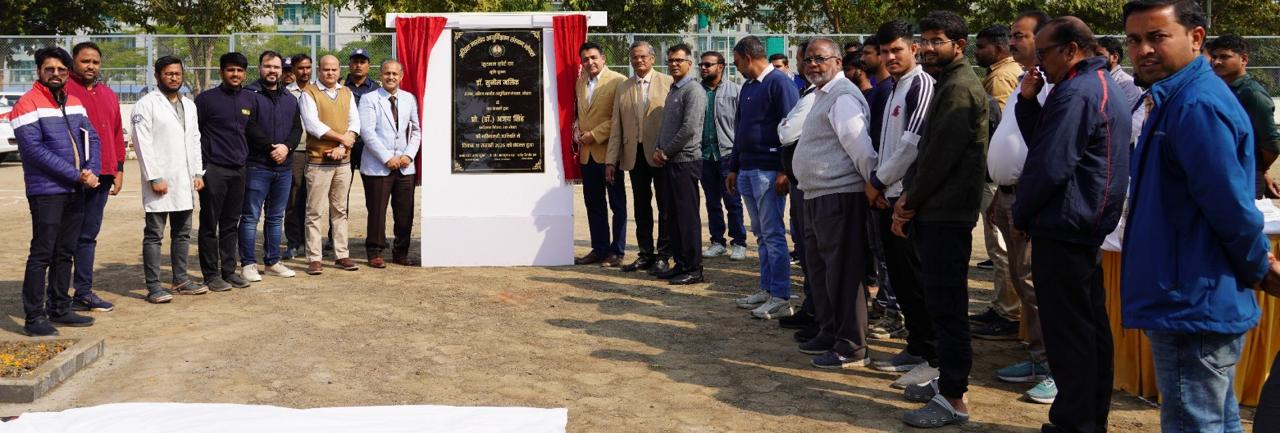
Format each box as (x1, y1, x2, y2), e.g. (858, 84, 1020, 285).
(552, 14, 588, 182)
(395, 16, 447, 184)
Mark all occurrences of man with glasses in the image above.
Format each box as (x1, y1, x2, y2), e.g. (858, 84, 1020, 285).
(892, 11, 988, 428)
(792, 37, 878, 370)
(697, 51, 745, 262)
(283, 54, 313, 260)
(651, 44, 707, 285)
(985, 10, 1056, 404)
(607, 41, 674, 276)
(11, 47, 101, 336)
(573, 42, 627, 268)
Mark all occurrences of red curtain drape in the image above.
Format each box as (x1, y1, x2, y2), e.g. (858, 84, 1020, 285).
(395, 16, 447, 183)
(552, 15, 588, 182)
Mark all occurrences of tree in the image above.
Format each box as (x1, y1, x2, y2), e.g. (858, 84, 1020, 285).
(314, 0, 551, 33)
(0, 0, 124, 84)
(115, 0, 287, 92)
(561, 0, 710, 33)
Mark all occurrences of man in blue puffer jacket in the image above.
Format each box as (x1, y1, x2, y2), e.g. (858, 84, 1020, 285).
(9, 47, 102, 336)
(1122, 1, 1280, 431)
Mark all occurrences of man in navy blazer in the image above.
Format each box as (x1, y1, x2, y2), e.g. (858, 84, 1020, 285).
(358, 60, 421, 268)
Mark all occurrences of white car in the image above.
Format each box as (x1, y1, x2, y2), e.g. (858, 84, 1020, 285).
(0, 103, 16, 162)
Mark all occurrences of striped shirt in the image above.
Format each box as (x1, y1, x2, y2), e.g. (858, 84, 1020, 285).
(870, 64, 934, 198)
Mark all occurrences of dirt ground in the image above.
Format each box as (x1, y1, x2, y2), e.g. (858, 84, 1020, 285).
(0, 160, 1207, 432)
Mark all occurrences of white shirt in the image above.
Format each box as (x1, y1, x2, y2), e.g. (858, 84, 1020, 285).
(635, 71, 653, 113)
(299, 83, 361, 140)
(988, 78, 1052, 186)
(748, 63, 777, 84)
(819, 76, 877, 180)
(779, 86, 816, 145)
(586, 74, 598, 106)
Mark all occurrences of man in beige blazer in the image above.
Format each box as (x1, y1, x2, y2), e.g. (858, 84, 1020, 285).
(606, 41, 674, 275)
(573, 42, 628, 268)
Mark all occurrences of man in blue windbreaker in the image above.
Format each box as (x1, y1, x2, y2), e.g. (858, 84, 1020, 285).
(1122, 1, 1280, 431)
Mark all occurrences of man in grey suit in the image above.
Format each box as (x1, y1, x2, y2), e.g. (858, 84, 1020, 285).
(651, 44, 707, 285)
(357, 60, 421, 268)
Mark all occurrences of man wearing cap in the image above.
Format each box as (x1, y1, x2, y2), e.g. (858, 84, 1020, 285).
(345, 48, 378, 171)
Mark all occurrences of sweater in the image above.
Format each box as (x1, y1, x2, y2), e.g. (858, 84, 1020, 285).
(793, 76, 876, 198)
(194, 84, 267, 169)
(64, 77, 126, 176)
(656, 74, 706, 163)
(729, 66, 799, 172)
(902, 59, 989, 223)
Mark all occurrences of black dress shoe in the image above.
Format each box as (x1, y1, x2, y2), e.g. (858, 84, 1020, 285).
(23, 320, 58, 336)
(654, 265, 685, 280)
(620, 256, 655, 272)
(669, 271, 705, 285)
(49, 311, 95, 327)
(778, 311, 817, 330)
(575, 251, 605, 265)
(647, 258, 671, 276)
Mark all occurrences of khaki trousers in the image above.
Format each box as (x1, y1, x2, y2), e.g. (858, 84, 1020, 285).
(305, 163, 352, 262)
(992, 189, 1045, 362)
(982, 182, 1020, 320)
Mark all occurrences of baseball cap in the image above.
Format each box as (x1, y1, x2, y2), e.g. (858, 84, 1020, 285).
(349, 48, 370, 60)
(282, 56, 294, 70)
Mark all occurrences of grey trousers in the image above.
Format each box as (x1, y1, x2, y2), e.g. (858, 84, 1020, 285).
(803, 192, 870, 357)
(143, 210, 193, 291)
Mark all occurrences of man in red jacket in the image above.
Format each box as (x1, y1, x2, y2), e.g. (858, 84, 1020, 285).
(65, 41, 126, 313)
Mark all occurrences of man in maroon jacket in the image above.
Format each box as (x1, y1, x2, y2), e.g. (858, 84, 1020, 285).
(65, 41, 126, 313)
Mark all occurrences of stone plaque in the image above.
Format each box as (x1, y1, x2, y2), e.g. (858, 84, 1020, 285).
(452, 30, 544, 173)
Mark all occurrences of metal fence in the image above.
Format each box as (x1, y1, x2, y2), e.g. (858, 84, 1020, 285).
(2, 32, 1279, 104)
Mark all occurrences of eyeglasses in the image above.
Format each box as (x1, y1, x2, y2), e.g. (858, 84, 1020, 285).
(698, 62, 723, 68)
(40, 66, 68, 74)
(1035, 43, 1067, 59)
(802, 55, 838, 65)
(920, 39, 956, 48)
(666, 58, 690, 64)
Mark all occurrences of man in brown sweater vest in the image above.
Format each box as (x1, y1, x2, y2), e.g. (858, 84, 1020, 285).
(298, 55, 362, 275)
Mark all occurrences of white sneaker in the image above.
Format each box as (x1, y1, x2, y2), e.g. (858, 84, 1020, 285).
(736, 290, 771, 309)
(240, 264, 263, 282)
(751, 297, 794, 319)
(702, 243, 728, 258)
(892, 362, 941, 389)
(267, 262, 296, 278)
(729, 244, 747, 261)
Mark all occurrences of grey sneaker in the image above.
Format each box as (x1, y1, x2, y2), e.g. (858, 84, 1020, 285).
(146, 289, 173, 304)
(892, 363, 941, 389)
(902, 394, 969, 428)
(904, 378, 939, 403)
(873, 348, 925, 372)
(172, 280, 208, 295)
(206, 278, 232, 292)
(736, 290, 771, 309)
(729, 244, 748, 261)
(997, 359, 1051, 383)
(751, 297, 794, 319)
(702, 243, 727, 258)
(225, 273, 251, 288)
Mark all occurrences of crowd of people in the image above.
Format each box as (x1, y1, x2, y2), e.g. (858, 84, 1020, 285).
(8, 0, 1280, 430)
(570, 0, 1280, 431)
(13, 46, 421, 325)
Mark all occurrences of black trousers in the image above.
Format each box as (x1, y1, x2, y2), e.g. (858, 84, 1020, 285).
(1033, 237, 1113, 433)
(1257, 350, 1280, 433)
(363, 171, 415, 258)
(911, 220, 974, 399)
(660, 160, 702, 272)
(880, 200, 936, 362)
(803, 193, 869, 357)
(582, 159, 628, 256)
(23, 192, 84, 322)
(791, 180, 814, 316)
(284, 153, 307, 250)
(629, 145, 670, 260)
(199, 164, 246, 280)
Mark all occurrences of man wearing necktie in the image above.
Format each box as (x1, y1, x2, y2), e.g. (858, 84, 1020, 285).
(358, 60, 421, 268)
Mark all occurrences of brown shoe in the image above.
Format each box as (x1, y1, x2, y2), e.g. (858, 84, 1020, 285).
(336, 258, 359, 271)
(369, 256, 386, 268)
(392, 255, 413, 266)
(574, 251, 605, 265)
(307, 261, 323, 275)
(600, 254, 623, 268)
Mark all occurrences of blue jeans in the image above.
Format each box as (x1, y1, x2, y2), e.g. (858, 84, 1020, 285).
(239, 168, 292, 266)
(701, 159, 746, 247)
(73, 174, 112, 296)
(1146, 330, 1245, 433)
(737, 169, 789, 298)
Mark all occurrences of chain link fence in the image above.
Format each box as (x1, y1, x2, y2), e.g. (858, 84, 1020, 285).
(1, 32, 1279, 104)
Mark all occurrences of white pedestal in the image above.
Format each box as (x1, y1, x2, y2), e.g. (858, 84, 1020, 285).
(417, 28, 575, 267)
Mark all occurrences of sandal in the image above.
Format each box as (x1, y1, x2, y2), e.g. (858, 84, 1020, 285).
(903, 394, 969, 428)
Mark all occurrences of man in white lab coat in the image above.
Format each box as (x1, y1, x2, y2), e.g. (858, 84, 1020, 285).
(131, 56, 209, 303)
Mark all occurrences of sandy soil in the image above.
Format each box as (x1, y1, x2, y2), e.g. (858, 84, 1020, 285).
(0, 160, 1191, 432)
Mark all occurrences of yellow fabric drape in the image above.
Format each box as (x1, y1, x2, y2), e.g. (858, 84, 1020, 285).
(1103, 236, 1280, 407)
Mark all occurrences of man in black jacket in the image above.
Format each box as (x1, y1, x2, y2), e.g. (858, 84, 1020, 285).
(239, 50, 303, 282)
(891, 11, 989, 428)
(1013, 17, 1131, 433)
